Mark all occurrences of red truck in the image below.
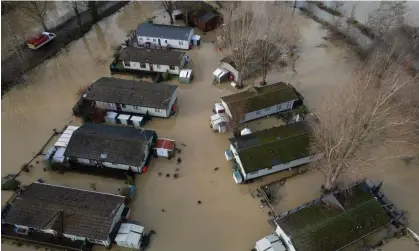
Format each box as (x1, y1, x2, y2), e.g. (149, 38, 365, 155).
(27, 32, 56, 50)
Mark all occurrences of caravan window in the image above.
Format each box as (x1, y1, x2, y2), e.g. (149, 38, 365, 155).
(140, 63, 146, 68)
(169, 65, 176, 70)
(179, 41, 184, 45)
(124, 61, 131, 67)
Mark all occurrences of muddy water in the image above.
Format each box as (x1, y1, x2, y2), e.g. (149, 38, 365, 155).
(2, 2, 418, 251)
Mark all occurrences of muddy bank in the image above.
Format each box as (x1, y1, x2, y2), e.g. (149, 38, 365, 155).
(297, 3, 372, 57)
(1, 1, 129, 96)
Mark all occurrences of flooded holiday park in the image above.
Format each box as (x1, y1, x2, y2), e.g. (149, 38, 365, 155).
(1, 1, 419, 251)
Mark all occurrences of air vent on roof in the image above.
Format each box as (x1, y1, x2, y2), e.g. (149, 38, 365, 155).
(100, 153, 108, 159)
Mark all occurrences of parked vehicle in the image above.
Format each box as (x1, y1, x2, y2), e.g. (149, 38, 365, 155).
(27, 32, 56, 50)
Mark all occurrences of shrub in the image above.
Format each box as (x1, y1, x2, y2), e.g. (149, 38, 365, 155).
(46, 161, 59, 171)
(163, 70, 170, 81)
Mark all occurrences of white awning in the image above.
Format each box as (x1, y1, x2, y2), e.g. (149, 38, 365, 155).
(54, 125, 79, 147)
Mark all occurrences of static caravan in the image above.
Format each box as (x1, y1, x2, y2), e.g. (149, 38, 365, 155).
(63, 123, 157, 173)
(227, 121, 323, 184)
(254, 181, 400, 251)
(84, 77, 178, 118)
(115, 47, 187, 75)
(220, 82, 301, 123)
(136, 23, 194, 50)
(2, 182, 127, 249)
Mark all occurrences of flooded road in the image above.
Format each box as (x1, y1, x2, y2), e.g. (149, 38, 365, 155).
(2, 2, 418, 251)
(1, 1, 89, 59)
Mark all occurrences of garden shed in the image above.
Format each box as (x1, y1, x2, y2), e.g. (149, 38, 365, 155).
(154, 138, 176, 158)
(117, 114, 131, 125)
(179, 69, 193, 84)
(115, 223, 144, 249)
(130, 116, 144, 128)
(105, 111, 118, 124)
(210, 113, 230, 133)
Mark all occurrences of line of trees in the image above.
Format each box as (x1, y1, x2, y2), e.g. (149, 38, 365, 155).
(3, 1, 100, 34)
(311, 45, 418, 191)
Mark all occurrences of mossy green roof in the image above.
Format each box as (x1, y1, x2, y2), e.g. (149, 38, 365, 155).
(276, 183, 391, 251)
(230, 121, 312, 173)
(221, 83, 300, 121)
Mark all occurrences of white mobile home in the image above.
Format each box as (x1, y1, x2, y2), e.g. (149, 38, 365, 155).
(63, 123, 156, 173)
(2, 182, 127, 248)
(116, 47, 187, 75)
(85, 77, 178, 118)
(227, 121, 323, 184)
(220, 82, 301, 123)
(136, 23, 194, 50)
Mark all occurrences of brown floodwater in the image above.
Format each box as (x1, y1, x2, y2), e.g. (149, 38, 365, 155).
(2, 2, 418, 251)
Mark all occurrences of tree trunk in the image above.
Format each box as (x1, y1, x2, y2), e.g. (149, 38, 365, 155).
(323, 167, 340, 193)
(238, 68, 245, 88)
(169, 11, 174, 24)
(88, 2, 98, 23)
(40, 18, 47, 31)
(76, 16, 82, 29)
(261, 66, 268, 85)
(183, 5, 188, 26)
(293, 0, 297, 15)
(73, 5, 83, 29)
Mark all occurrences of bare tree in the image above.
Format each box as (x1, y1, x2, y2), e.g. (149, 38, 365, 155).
(20, 1, 48, 31)
(349, 2, 358, 20)
(71, 1, 86, 29)
(253, 3, 300, 84)
(311, 48, 418, 191)
(2, 2, 25, 64)
(367, 1, 409, 38)
(228, 100, 247, 136)
(217, 2, 259, 88)
(87, 1, 98, 23)
(331, 1, 344, 11)
(161, 1, 174, 24)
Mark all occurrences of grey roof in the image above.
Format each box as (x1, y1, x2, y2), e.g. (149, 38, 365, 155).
(3, 182, 126, 241)
(64, 123, 156, 166)
(85, 77, 178, 109)
(136, 23, 193, 41)
(118, 47, 186, 66)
